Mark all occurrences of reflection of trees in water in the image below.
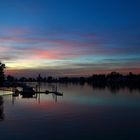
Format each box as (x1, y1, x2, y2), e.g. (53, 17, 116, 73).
(90, 83, 140, 94)
(0, 96, 4, 121)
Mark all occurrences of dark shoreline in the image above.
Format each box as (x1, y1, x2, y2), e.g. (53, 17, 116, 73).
(5, 72, 140, 87)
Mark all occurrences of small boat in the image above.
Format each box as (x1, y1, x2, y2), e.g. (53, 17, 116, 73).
(45, 84, 63, 96)
(51, 91, 63, 96)
(45, 90, 49, 94)
(46, 91, 63, 96)
(20, 86, 35, 97)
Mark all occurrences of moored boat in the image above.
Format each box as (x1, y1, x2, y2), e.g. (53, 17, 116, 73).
(20, 86, 35, 97)
(46, 90, 63, 96)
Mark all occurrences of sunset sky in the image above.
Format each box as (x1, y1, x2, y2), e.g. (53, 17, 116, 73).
(0, 0, 140, 77)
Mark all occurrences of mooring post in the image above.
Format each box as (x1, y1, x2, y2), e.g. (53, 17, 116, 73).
(35, 85, 38, 99)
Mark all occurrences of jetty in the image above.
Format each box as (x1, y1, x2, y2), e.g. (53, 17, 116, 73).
(0, 81, 63, 98)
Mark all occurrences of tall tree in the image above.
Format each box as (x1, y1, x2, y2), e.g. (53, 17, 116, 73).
(0, 62, 5, 85)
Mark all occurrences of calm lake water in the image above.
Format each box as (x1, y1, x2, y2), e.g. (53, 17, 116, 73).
(0, 83, 140, 140)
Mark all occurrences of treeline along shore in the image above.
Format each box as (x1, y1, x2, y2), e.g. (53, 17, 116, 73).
(5, 72, 140, 90)
(0, 62, 140, 90)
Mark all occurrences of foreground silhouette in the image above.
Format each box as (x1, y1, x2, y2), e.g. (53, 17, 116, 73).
(0, 96, 4, 120)
(0, 62, 5, 86)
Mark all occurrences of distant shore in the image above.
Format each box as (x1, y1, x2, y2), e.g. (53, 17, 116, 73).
(2, 72, 140, 90)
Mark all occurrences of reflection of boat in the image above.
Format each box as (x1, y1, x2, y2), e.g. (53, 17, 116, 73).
(20, 86, 35, 98)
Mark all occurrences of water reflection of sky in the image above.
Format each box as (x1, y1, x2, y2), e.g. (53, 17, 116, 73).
(0, 83, 140, 140)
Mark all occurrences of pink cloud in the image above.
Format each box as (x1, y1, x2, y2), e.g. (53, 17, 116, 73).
(28, 48, 83, 60)
(0, 46, 11, 53)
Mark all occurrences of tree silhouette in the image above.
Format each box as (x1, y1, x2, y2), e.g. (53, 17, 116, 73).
(0, 62, 5, 85)
(7, 75, 15, 82)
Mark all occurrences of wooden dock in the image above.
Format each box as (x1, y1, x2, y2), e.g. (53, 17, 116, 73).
(0, 83, 63, 97)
